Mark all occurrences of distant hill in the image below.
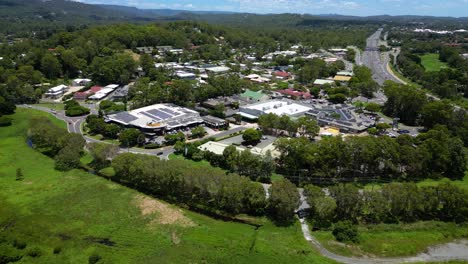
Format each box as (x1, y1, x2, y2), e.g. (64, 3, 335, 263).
(1, 0, 466, 38)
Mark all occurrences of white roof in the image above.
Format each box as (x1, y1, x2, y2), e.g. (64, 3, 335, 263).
(89, 93, 108, 100)
(246, 74, 261, 79)
(206, 66, 230, 73)
(336, 71, 354, 76)
(243, 100, 311, 116)
(73, 78, 91, 83)
(314, 79, 335, 85)
(105, 84, 119, 90)
(197, 141, 244, 155)
(99, 88, 114, 94)
(47, 85, 67, 93)
(107, 103, 202, 130)
(176, 71, 196, 78)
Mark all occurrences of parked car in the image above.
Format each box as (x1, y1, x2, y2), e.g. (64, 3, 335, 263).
(398, 129, 410, 134)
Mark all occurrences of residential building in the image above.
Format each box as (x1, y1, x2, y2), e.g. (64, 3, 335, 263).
(44, 85, 68, 98)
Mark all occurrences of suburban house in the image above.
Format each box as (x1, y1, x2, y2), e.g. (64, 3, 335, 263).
(273, 71, 291, 80)
(44, 85, 68, 98)
(240, 89, 269, 102)
(72, 78, 92, 87)
(277, 88, 312, 100)
(313, 79, 335, 86)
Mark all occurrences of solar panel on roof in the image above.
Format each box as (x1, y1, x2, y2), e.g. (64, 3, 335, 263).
(147, 109, 172, 119)
(160, 108, 178, 115)
(114, 112, 138, 123)
(141, 112, 161, 121)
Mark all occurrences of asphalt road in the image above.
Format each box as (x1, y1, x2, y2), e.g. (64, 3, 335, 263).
(20, 104, 248, 160)
(362, 29, 403, 85)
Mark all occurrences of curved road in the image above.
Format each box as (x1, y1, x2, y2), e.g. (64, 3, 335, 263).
(297, 190, 468, 264)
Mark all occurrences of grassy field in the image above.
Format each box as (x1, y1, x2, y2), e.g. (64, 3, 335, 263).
(35, 103, 65, 110)
(314, 221, 468, 258)
(0, 108, 335, 263)
(421, 53, 449, 72)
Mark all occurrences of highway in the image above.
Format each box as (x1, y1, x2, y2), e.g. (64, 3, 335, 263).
(362, 29, 403, 85)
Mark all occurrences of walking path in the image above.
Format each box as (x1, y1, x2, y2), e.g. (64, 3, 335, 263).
(296, 189, 468, 264)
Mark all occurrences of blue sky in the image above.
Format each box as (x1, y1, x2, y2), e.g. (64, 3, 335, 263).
(76, 0, 468, 17)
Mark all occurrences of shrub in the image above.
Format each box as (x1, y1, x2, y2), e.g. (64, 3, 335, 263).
(144, 143, 160, 149)
(332, 221, 359, 243)
(26, 247, 42, 258)
(0, 116, 12, 127)
(53, 246, 62, 254)
(12, 240, 26, 250)
(88, 253, 102, 264)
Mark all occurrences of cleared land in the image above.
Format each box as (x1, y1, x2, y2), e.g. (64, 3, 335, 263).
(421, 53, 449, 72)
(0, 108, 335, 263)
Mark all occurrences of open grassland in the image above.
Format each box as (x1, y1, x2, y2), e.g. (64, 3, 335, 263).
(421, 53, 449, 72)
(0, 108, 335, 263)
(314, 221, 468, 258)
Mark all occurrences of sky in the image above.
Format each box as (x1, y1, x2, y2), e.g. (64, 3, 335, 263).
(76, 0, 468, 17)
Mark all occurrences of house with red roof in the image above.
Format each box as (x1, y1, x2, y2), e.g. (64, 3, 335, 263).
(277, 88, 311, 100)
(273, 71, 291, 80)
(73, 86, 102, 100)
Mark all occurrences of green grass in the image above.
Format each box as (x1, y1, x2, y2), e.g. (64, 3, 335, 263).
(168, 153, 213, 168)
(79, 152, 94, 165)
(35, 103, 65, 110)
(98, 167, 116, 178)
(363, 174, 468, 191)
(421, 53, 449, 72)
(314, 221, 468, 258)
(0, 108, 335, 263)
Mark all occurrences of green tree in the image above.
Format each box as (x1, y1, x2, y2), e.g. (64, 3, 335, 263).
(242, 128, 262, 145)
(190, 126, 206, 138)
(54, 147, 82, 171)
(119, 128, 144, 147)
(421, 100, 454, 129)
(87, 142, 120, 169)
(267, 179, 300, 225)
(364, 103, 381, 113)
(332, 221, 359, 243)
(41, 53, 62, 79)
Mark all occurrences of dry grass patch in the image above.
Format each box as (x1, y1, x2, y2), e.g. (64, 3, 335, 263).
(134, 194, 195, 227)
(124, 49, 140, 61)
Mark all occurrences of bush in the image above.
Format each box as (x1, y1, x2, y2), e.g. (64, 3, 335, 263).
(53, 246, 62, 254)
(0, 116, 12, 127)
(26, 247, 42, 258)
(65, 106, 90, 117)
(65, 100, 90, 117)
(0, 244, 22, 263)
(88, 253, 102, 264)
(144, 143, 160, 149)
(12, 240, 26, 250)
(332, 221, 359, 243)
